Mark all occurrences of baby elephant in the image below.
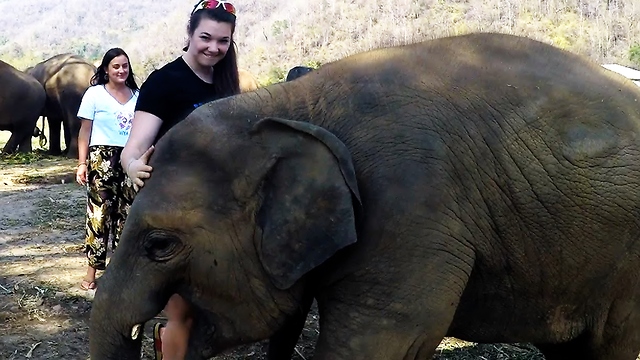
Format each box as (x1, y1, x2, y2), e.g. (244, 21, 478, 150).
(91, 33, 640, 360)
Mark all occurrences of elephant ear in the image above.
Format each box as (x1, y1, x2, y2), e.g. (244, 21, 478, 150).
(251, 117, 362, 290)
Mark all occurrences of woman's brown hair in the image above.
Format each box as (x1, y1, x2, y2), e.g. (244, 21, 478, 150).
(187, 6, 240, 97)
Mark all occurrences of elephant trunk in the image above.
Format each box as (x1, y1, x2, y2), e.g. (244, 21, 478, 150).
(89, 286, 143, 360)
(89, 254, 167, 359)
(89, 320, 142, 360)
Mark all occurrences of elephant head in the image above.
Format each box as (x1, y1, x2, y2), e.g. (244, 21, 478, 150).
(89, 113, 362, 359)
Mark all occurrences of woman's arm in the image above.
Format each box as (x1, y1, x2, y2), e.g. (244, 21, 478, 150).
(75, 87, 94, 186)
(121, 111, 163, 189)
(76, 118, 92, 186)
(77, 119, 92, 164)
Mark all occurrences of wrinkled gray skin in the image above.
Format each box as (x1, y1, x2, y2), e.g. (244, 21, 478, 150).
(0, 60, 46, 153)
(91, 33, 640, 360)
(27, 54, 95, 157)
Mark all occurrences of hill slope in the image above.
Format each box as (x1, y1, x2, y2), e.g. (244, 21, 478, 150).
(1, 0, 639, 84)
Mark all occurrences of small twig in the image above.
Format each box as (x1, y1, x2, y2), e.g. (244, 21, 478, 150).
(17, 293, 26, 307)
(494, 345, 508, 356)
(0, 284, 11, 293)
(294, 347, 306, 360)
(25, 342, 41, 358)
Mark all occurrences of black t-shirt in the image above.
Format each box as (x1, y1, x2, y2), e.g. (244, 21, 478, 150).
(135, 57, 220, 143)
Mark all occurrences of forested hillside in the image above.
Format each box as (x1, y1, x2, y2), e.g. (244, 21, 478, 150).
(1, 0, 639, 85)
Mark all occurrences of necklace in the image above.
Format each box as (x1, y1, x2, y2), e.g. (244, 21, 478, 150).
(182, 55, 213, 84)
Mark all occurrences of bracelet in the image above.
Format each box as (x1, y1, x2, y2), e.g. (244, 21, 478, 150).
(78, 162, 87, 167)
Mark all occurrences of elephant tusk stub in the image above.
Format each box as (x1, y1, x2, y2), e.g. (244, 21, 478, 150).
(130, 324, 142, 340)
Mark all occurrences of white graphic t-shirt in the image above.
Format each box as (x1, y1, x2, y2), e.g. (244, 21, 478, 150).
(77, 85, 139, 147)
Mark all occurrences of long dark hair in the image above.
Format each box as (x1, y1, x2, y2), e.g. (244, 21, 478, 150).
(90, 48, 139, 90)
(186, 7, 240, 97)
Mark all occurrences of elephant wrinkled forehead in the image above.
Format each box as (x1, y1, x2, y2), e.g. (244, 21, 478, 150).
(133, 112, 258, 217)
(137, 141, 246, 217)
(134, 205, 207, 232)
(127, 179, 229, 237)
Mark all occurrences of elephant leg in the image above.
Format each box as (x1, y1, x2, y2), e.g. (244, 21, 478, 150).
(17, 115, 40, 153)
(536, 300, 640, 360)
(313, 244, 475, 359)
(47, 116, 62, 155)
(535, 336, 640, 360)
(63, 111, 81, 158)
(62, 117, 71, 155)
(2, 132, 21, 154)
(17, 131, 33, 153)
(586, 301, 640, 360)
(314, 294, 456, 359)
(3, 119, 33, 153)
(266, 292, 314, 360)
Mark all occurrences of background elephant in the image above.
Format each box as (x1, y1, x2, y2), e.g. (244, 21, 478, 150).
(239, 68, 259, 92)
(0, 60, 46, 153)
(91, 33, 640, 360)
(285, 65, 313, 81)
(27, 53, 95, 157)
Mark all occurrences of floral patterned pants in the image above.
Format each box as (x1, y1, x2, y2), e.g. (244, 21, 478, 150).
(85, 145, 136, 270)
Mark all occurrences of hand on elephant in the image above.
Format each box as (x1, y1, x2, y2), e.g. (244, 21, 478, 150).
(160, 294, 192, 360)
(76, 164, 88, 186)
(125, 145, 154, 192)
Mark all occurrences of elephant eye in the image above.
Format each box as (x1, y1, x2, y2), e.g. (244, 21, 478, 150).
(143, 231, 182, 262)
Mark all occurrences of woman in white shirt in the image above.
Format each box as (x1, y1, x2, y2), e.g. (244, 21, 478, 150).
(76, 48, 139, 290)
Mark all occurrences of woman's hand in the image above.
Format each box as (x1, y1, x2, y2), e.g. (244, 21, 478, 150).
(121, 111, 162, 191)
(161, 294, 192, 360)
(76, 164, 88, 186)
(125, 145, 154, 191)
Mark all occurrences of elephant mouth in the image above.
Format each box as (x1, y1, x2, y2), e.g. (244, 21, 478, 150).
(128, 301, 218, 357)
(188, 308, 219, 357)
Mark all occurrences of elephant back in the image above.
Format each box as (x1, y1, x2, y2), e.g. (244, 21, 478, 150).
(27, 54, 95, 117)
(0, 60, 46, 105)
(27, 54, 95, 87)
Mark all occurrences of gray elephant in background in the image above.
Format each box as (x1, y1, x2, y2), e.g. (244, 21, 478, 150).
(285, 66, 314, 81)
(27, 54, 95, 157)
(0, 60, 46, 153)
(91, 33, 640, 360)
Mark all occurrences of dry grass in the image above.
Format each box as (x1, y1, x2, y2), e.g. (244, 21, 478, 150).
(435, 340, 543, 359)
(0, 0, 638, 84)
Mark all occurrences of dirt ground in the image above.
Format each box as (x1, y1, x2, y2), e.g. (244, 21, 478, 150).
(0, 150, 551, 360)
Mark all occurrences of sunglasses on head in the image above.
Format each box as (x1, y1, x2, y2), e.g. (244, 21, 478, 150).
(191, 0, 236, 15)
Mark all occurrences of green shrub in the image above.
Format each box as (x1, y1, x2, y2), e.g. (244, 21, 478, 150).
(304, 60, 322, 69)
(630, 44, 640, 66)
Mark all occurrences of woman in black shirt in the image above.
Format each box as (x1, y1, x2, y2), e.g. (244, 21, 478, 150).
(121, 0, 240, 189)
(120, 1, 240, 359)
